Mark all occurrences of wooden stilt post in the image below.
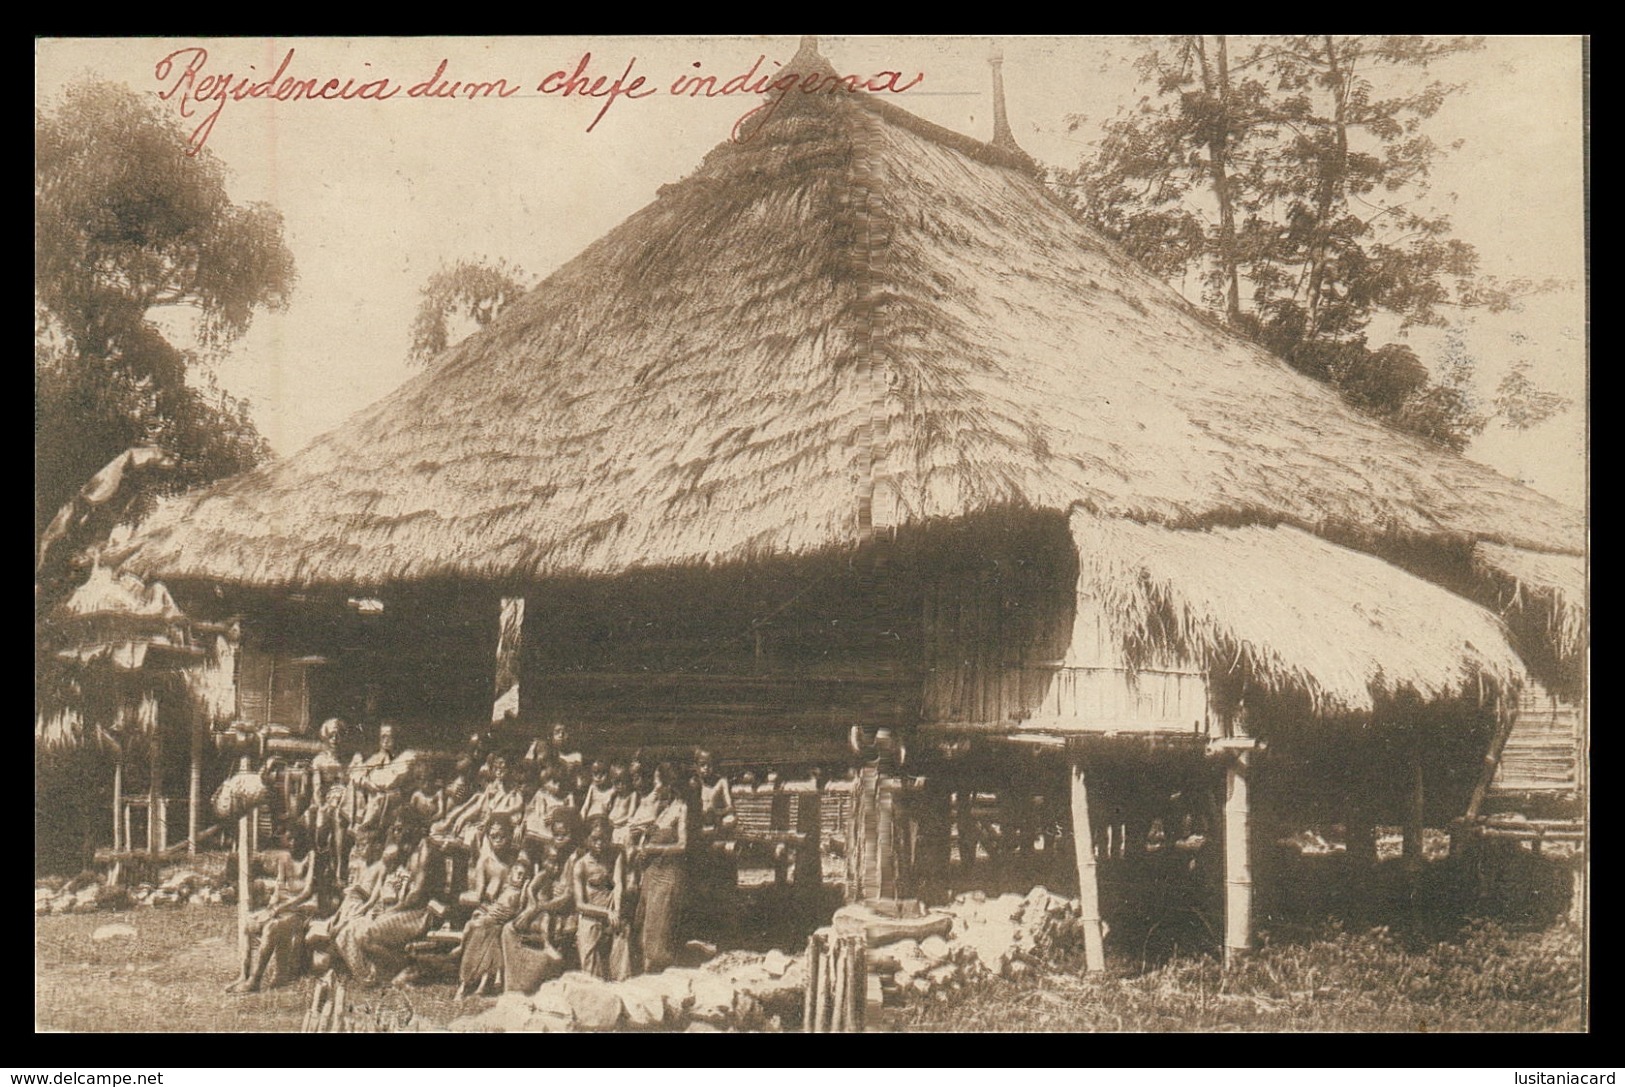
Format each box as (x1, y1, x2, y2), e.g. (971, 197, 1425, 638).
(112, 757, 124, 852)
(1224, 747, 1254, 968)
(148, 722, 162, 855)
(237, 813, 252, 966)
(1068, 753, 1106, 973)
(188, 716, 202, 857)
(1403, 741, 1426, 872)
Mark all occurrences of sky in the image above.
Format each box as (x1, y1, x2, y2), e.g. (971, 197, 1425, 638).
(35, 35, 1587, 508)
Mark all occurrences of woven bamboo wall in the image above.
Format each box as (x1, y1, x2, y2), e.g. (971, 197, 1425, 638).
(1491, 682, 1583, 797)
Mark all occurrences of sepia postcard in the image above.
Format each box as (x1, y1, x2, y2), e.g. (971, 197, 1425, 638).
(35, 35, 1587, 1035)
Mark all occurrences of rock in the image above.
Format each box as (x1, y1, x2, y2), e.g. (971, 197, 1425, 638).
(560, 975, 623, 1031)
(684, 1021, 723, 1032)
(689, 974, 736, 1023)
(925, 963, 958, 985)
(684, 939, 718, 962)
(35, 888, 54, 903)
(888, 937, 920, 961)
(91, 923, 137, 942)
(996, 893, 1025, 920)
(529, 982, 574, 1022)
(918, 935, 951, 962)
(910, 977, 933, 997)
(618, 977, 669, 1029)
(642, 969, 695, 1014)
(761, 949, 791, 977)
(518, 1011, 573, 1033)
(1006, 958, 1033, 982)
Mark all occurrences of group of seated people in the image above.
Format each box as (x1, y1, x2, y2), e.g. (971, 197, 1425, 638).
(229, 720, 741, 1000)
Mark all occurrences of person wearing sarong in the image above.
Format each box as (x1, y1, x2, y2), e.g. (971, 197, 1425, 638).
(457, 859, 530, 997)
(573, 814, 631, 980)
(502, 808, 580, 993)
(452, 814, 521, 993)
(227, 829, 320, 993)
(336, 820, 442, 988)
(692, 749, 737, 909)
(632, 763, 689, 973)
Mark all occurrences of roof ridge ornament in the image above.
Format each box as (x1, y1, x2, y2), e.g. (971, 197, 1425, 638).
(988, 39, 1021, 153)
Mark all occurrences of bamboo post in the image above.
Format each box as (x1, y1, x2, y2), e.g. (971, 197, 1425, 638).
(850, 937, 866, 1032)
(237, 813, 252, 966)
(188, 716, 202, 857)
(1224, 750, 1253, 968)
(301, 976, 326, 1032)
(112, 758, 123, 852)
(1068, 756, 1106, 972)
(802, 935, 820, 1032)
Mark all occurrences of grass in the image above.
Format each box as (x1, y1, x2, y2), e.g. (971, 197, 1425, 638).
(35, 906, 472, 1033)
(898, 917, 1585, 1032)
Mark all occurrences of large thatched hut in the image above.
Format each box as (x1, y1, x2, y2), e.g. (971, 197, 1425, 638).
(119, 40, 1585, 956)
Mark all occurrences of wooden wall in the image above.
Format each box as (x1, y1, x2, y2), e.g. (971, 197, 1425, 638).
(179, 581, 504, 749)
(520, 510, 1087, 765)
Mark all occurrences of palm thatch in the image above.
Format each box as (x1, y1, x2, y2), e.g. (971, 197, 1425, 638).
(1473, 541, 1587, 663)
(122, 77, 1581, 597)
(1072, 511, 1527, 716)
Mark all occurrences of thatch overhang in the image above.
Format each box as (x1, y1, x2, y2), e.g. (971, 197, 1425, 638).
(119, 49, 1583, 719)
(1071, 510, 1528, 719)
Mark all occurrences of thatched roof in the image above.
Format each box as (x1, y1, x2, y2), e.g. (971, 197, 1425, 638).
(1074, 512, 1527, 715)
(1473, 541, 1587, 663)
(123, 54, 1581, 619)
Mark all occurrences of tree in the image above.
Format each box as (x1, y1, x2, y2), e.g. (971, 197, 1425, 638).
(409, 258, 531, 363)
(1493, 334, 1573, 432)
(35, 80, 295, 547)
(1060, 35, 1549, 451)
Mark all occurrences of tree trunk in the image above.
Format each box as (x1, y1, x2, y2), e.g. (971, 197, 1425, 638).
(1196, 35, 1244, 326)
(1304, 35, 1351, 343)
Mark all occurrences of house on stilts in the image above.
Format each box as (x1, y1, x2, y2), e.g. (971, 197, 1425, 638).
(117, 39, 1586, 961)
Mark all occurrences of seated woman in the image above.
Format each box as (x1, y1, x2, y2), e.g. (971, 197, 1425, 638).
(463, 814, 522, 910)
(457, 858, 531, 998)
(227, 826, 322, 993)
(573, 814, 631, 981)
(502, 807, 580, 993)
(334, 817, 445, 988)
(631, 763, 689, 974)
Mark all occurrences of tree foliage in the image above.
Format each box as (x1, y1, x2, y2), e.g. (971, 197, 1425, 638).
(35, 81, 294, 547)
(1059, 35, 1566, 451)
(409, 258, 530, 363)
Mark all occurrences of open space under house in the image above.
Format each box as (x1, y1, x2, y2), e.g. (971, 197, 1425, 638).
(101, 39, 1585, 968)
